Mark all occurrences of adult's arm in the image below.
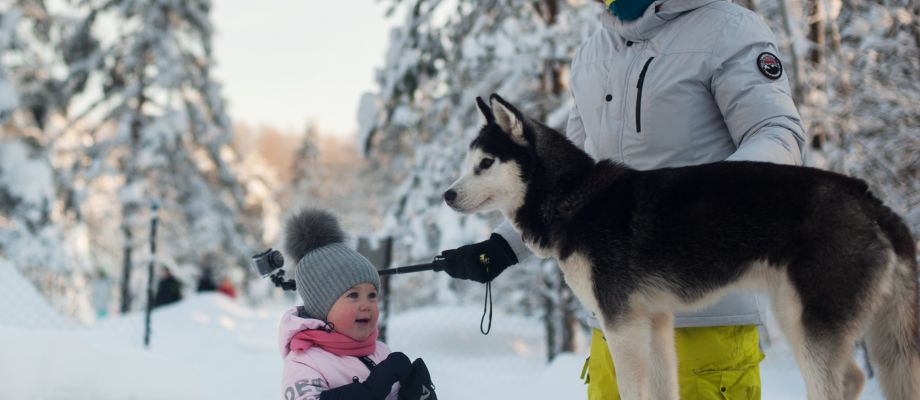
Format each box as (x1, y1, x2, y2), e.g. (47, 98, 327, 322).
(711, 12, 807, 166)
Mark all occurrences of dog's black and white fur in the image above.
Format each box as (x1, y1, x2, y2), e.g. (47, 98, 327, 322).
(444, 94, 920, 400)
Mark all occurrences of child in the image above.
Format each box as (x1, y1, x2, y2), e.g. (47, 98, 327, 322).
(279, 209, 435, 400)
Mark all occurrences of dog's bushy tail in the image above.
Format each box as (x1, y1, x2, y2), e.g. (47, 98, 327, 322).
(865, 198, 920, 400)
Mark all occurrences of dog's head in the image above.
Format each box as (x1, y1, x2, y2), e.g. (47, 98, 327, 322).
(443, 95, 534, 217)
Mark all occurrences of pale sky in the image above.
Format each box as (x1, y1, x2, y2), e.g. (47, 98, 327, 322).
(212, 1, 397, 137)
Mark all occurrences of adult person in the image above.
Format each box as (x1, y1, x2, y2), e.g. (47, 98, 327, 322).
(197, 265, 218, 292)
(438, 0, 806, 398)
(154, 267, 183, 308)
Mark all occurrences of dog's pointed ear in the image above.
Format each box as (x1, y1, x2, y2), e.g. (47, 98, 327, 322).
(476, 96, 495, 124)
(489, 94, 527, 145)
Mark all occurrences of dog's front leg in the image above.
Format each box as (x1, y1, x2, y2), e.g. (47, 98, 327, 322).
(604, 314, 653, 400)
(649, 312, 679, 400)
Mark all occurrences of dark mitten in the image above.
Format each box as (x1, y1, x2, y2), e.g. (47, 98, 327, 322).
(319, 382, 372, 400)
(398, 358, 437, 400)
(319, 352, 411, 400)
(363, 352, 412, 399)
(439, 233, 518, 283)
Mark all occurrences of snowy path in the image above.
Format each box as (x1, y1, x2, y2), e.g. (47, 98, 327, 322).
(0, 287, 889, 399)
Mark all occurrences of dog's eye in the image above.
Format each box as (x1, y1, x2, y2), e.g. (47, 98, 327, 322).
(479, 158, 494, 170)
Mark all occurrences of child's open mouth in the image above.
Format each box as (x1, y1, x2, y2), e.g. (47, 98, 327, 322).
(355, 318, 370, 324)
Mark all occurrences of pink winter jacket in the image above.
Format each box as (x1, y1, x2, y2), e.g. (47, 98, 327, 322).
(279, 308, 400, 400)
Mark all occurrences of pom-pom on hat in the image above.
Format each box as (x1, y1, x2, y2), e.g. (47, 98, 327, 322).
(284, 209, 380, 321)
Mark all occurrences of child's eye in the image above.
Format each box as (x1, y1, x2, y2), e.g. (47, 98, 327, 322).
(479, 158, 494, 170)
(347, 292, 359, 299)
(368, 292, 378, 299)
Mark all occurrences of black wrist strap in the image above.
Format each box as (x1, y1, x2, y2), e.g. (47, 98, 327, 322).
(481, 274, 493, 335)
(356, 355, 376, 371)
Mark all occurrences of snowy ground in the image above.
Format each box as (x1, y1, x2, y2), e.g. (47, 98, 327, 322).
(0, 265, 888, 399)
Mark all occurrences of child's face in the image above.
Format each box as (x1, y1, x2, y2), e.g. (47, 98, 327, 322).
(327, 283, 379, 341)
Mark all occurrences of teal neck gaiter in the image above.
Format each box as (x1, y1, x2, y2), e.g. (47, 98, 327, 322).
(605, 0, 657, 22)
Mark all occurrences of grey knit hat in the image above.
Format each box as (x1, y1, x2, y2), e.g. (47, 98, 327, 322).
(284, 209, 380, 321)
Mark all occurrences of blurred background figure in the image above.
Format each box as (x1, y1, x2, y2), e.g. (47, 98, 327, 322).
(218, 276, 237, 299)
(154, 267, 183, 308)
(197, 266, 218, 293)
(90, 268, 113, 320)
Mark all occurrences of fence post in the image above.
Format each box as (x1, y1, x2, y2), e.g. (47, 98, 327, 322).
(144, 201, 159, 348)
(357, 236, 393, 342)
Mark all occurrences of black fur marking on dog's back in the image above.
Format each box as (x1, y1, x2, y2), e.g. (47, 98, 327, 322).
(495, 103, 914, 332)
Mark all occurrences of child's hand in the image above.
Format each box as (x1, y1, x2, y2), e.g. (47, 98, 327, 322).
(318, 352, 411, 400)
(364, 352, 412, 398)
(398, 358, 437, 400)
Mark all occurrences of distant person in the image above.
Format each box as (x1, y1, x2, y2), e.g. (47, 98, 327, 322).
(278, 209, 436, 400)
(218, 277, 237, 299)
(90, 268, 113, 319)
(197, 266, 217, 292)
(153, 267, 183, 308)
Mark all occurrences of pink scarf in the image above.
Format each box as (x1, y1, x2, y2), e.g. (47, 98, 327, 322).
(290, 327, 378, 356)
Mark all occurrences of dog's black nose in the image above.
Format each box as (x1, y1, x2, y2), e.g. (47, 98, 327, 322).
(443, 190, 457, 203)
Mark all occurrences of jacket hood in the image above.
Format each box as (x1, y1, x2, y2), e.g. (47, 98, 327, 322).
(603, 0, 725, 41)
(278, 307, 327, 357)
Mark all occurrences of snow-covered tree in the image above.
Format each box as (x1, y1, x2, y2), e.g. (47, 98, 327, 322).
(0, 0, 105, 321)
(0, 0, 274, 316)
(49, 0, 264, 312)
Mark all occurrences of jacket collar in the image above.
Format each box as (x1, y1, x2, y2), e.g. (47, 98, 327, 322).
(602, 0, 725, 41)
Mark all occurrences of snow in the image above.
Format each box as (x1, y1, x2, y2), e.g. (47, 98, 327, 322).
(0, 326, 202, 399)
(0, 264, 892, 400)
(0, 77, 17, 116)
(0, 139, 55, 211)
(0, 260, 72, 329)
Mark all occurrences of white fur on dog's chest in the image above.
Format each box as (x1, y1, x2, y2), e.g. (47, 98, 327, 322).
(515, 230, 599, 315)
(556, 252, 601, 316)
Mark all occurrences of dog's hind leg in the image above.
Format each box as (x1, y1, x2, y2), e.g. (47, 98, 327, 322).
(603, 314, 654, 400)
(648, 312, 679, 400)
(803, 335, 857, 400)
(864, 256, 920, 400)
(842, 359, 865, 400)
(766, 271, 850, 400)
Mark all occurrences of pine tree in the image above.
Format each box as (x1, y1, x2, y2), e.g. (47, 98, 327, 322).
(61, 0, 261, 312)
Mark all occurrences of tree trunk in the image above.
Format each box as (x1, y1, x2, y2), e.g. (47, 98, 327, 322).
(779, 0, 806, 104)
(119, 221, 133, 313)
(808, 0, 825, 66)
(119, 42, 149, 314)
(560, 280, 577, 354)
(543, 263, 578, 361)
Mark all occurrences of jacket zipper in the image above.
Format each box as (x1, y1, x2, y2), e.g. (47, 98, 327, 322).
(635, 57, 654, 133)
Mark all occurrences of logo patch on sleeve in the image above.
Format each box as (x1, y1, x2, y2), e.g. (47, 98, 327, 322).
(756, 52, 783, 80)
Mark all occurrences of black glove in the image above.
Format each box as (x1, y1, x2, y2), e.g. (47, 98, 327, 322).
(398, 358, 437, 400)
(439, 233, 518, 283)
(320, 352, 412, 400)
(319, 382, 370, 400)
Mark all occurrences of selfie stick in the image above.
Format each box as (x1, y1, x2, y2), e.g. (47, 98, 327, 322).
(377, 256, 446, 276)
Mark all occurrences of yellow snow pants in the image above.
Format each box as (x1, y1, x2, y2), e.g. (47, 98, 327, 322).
(583, 325, 763, 399)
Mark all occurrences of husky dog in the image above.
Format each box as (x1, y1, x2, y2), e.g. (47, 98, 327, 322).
(444, 94, 920, 400)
